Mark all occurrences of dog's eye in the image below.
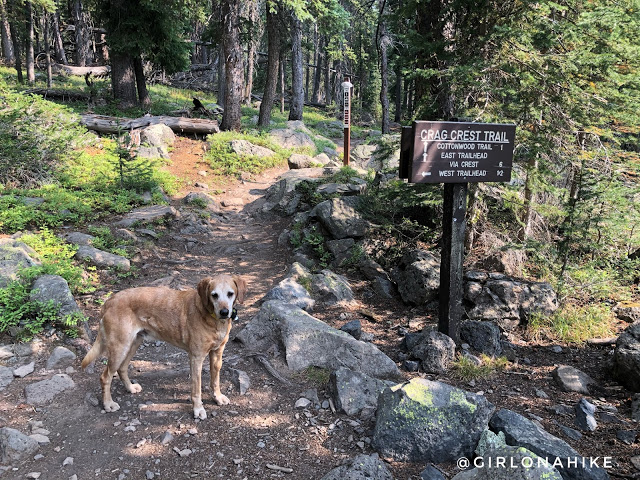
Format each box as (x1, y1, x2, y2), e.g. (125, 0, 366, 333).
(227, 291, 234, 298)
(212, 293, 219, 300)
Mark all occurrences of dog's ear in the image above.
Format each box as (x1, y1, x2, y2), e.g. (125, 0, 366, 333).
(232, 276, 247, 304)
(197, 278, 214, 313)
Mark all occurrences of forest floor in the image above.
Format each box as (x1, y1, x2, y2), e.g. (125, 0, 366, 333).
(0, 135, 637, 480)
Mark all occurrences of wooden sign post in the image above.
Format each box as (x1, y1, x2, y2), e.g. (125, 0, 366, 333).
(341, 77, 353, 166)
(401, 121, 516, 343)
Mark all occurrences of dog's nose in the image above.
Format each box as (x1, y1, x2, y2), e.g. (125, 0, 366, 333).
(220, 308, 230, 318)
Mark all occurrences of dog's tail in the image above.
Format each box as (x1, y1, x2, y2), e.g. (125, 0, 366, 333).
(81, 325, 104, 370)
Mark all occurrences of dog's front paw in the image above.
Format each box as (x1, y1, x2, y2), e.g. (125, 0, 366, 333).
(128, 383, 142, 394)
(193, 406, 207, 420)
(104, 400, 120, 412)
(213, 393, 230, 405)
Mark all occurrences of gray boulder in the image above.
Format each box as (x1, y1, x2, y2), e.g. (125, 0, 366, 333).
(184, 192, 222, 214)
(0, 427, 39, 463)
(615, 303, 640, 323)
(320, 453, 392, 480)
(350, 144, 377, 166)
(75, 246, 130, 271)
(311, 269, 355, 305)
(262, 277, 315, 312)
(391, 250, 440, 305)
(262, 170, 323, 215)
(229, 139, 276, 158)
(489, 409, 609, 480)
(340, 320, 362, 340)
(316, 183, 365, 196)
(0, 366, 13, 390)
(46, 346, 77, 369)
(311, 197, 368, 239)
(288, 153, 315, 169)
(60, 232, 95, 246)
(236, 301, 400, 379)
(410, 329, 456, 374)
(315, 120, 344, 138)
(553, 365, 594, 395)
(421, 465, 446, 480)
(24, 374, 76, 405)
(114, 205, 179, 228)
(281, 306, 399, 379)
(141, 123, 175, 145)
(269, 128, 316, 149)
(230, 369, 250, 395)
(575, 399, 597, 432)
(464, 272, 558, 330)
(328, 367, 389, 416)
(613, 322, 640, 391)
(0, 239, 41, 288)
(372, 378, 495, 463)
(29, 275, 81, 318)
(460, 320, 503, 356)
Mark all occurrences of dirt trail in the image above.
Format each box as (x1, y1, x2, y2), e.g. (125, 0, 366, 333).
(0, 141, 422, 480)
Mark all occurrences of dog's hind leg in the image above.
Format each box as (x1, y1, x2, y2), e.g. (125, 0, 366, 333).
(100, 334, 137, 412)
(117, 335, 143, 394)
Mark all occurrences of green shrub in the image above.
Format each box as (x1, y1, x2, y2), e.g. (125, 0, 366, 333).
(0, 86, 90, 188)
(451, 354, 509, 381)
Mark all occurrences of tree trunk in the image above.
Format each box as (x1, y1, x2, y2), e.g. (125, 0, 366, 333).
(520, 153, 539, 240)
(220, 0, 243, 131)
(288, 11, 303, 121)
(324, 51, 332, 105)
(0, 0, 14, 63)
(377, 0, 390, 134)
(73, 0, 91, 66)
(217, 43, 225, 108)
(111, 52, 137, 107)
(133, 56, 150, 108)
(312, 33, 322, 103)
(51, 12, 68, 65)
(244, 0, 257, 105)
(7, 8, 22, 83)
(26, 1, 35, 84)
(43, 12, 52, 88)
(394, 61, 402, 122)
(258, 1, 280, 127)
(81, 114, 220, 134)
(279, 50, 285, 114)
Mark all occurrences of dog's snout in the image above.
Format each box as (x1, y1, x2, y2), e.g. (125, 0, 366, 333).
(220, 308, 230, 318)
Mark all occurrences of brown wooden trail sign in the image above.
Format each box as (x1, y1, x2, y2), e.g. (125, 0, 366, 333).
(400, 121, 516, 343)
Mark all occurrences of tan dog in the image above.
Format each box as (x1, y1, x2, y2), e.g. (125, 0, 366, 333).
(81, 275, 247, 420)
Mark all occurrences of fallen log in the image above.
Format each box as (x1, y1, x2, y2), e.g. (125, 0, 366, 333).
(52, 64, 110, 77)
(80, 114, 220, 135)
(25, 88, 90, 101)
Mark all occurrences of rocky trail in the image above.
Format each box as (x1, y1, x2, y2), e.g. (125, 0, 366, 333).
(1, 130, 639, 480)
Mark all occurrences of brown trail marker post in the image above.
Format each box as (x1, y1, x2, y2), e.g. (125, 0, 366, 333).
(400, 121, 516, 343)
(341, 77, 353, 166)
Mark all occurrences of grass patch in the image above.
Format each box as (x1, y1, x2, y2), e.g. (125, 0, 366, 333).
(303, 366, 331, 386)
(526, 304, 617, 344)
(451, 354, 509, 381)
(205, 131, 290, 177)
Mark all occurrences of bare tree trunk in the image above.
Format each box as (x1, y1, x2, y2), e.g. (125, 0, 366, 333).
(520, 153, 538, 240)
(377, 0, 390, 134)
(43, 12, 52, 88)
(133, 56, 150, 108)
(25, 1, 35, 84)
(288, 11, 303, 121)
(217, 43, 225, 108)
(324, 54, 331, 105)
(0, 0, 14, 63)
(73, 0, 91, 66)
(111, 52, 137, 107)
(258, 2, 280, 127)
(51, 12, 67, 64)
(279, 49, 285, 114)
(243, 0, 257, 106)
(7, 6, 23, 83)
(394, 61, 402, 122)
(220, 0, 243, 131)
(312, 34, 323, 103)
